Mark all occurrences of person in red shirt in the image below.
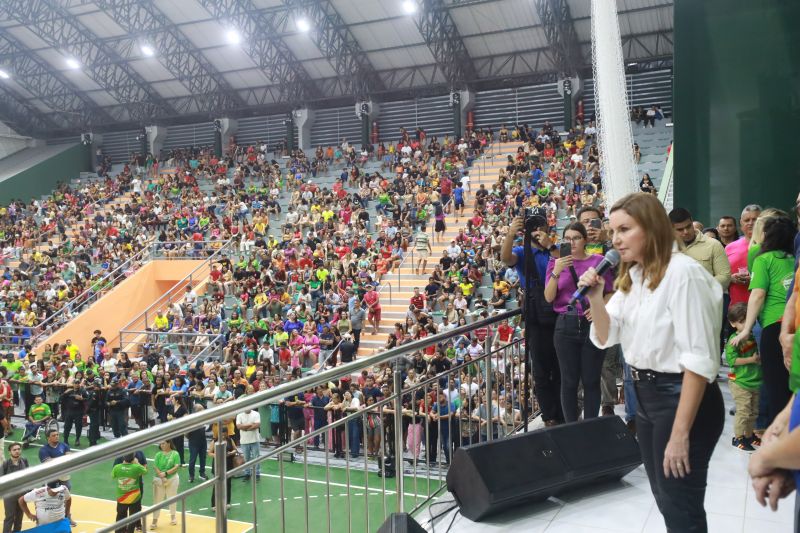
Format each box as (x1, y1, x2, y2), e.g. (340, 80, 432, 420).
(363, 285, 381, 335)
(495, 321, 515, 347)
(410, 288, 426, 310)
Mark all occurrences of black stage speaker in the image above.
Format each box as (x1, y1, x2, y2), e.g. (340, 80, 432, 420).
(446, 416, 641, 521)
(376, 513, 425, 533)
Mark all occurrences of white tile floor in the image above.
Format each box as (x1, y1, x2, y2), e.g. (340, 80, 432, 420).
(422, 383, 796, 532)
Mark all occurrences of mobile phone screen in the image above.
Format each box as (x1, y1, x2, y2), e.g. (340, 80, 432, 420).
(560, 243, 572, 256)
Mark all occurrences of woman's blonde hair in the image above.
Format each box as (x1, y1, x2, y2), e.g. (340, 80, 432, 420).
(750, 208, 781, 246)
(610, 193, 676, 293)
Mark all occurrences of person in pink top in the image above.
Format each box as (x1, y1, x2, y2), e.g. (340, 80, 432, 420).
(726, 205, 761, 306)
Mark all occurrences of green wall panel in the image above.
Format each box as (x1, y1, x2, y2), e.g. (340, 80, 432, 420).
(0, 143, 91, 204)
(674, 0, 800, 225)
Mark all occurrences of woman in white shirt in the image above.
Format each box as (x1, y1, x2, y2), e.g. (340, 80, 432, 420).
(579, 193, 724, 532)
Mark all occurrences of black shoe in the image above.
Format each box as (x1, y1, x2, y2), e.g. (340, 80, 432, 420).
(199, 472, 208, 480)
(188, 478, 195, 483)
(242, 475, 251, 482)
(75, 440, 81, 447)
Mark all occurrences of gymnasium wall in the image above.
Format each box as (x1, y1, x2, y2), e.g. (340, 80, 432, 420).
(674, 0, 800, 224)
(0, 143, 92, 204)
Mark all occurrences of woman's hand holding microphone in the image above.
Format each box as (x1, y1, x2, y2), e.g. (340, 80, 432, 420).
(577, 267, 605, 302)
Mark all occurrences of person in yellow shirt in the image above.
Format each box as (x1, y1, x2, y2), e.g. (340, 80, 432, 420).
(493, 279, 511, 297)
(154, 311, 170, 331)
(321, 209, 335, 223)
(65, 339, 80, 361)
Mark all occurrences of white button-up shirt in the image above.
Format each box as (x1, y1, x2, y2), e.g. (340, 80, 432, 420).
(590, 252, 723, 383)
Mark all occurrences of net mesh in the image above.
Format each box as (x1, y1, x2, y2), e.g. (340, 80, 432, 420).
(590, 0, 638, 209)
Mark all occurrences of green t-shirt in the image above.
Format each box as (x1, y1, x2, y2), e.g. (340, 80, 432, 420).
(749, 250, 794, 327)
(1, 360, 22, 376)
(28, 403, 51, 422)
(724, 333, 762, 390)
(746, 243, 761, 272)
(112, 462, 147, 504)
(154, 450, 181, 478)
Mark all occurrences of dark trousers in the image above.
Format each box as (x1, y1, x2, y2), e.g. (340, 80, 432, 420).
(553, 314, 604, 422)
(88, 408, 101, 445)
(761, 322, 792, 425)
(352, 329, 362, 350)
(110, 410, 128, 438)
(529, 324, 563, 423)
(189, 440, 207, 479)
(115, 500, 142, 533)
(63, 411, 83, 443)
(636, 378, 724, 533)
(3, 495, 22, 533)
(172, 436, 185, 465)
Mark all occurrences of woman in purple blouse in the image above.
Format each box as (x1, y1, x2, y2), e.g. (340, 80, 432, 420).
(544, 222, 614, 422)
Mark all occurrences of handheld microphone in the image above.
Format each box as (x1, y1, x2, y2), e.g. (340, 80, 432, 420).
(568, 249, 620, 307)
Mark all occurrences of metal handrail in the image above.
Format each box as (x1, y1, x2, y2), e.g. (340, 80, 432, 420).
(0, 308, 520, 498)
(19, 244, 152, 346)
(118, 238, 234, 335)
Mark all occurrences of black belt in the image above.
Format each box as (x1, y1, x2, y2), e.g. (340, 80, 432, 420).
(630, 367, 684, 383)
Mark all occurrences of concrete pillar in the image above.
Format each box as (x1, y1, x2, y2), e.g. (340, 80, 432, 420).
(215, 118, 238, 154)
(556, 77, 582, 131)
(458, 90, 475, 138)
(293, 109, 315, 151)
(146, 125, 167, 158)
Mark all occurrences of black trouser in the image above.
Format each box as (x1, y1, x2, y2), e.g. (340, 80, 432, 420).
(352, 329, 362, 350)
(88, 408, 101, 445)
(553, 314, 604, 422)
(115, 500, 142, 533)
(110, 410, 128, 438)
(3, 495, 22, 533)
(636, 377, 724, 533)
(529, 323, 563, 423)
(188, 438, 207, 479)
(172, 435, 186, 465)
(761, 322, 792, 425)
(63, 411, 83, 443)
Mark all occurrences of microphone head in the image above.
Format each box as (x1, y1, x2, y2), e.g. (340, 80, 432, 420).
(604, 249, 621, 267)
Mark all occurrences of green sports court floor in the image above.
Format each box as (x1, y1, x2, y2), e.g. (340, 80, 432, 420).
(0, 427, 443, 533)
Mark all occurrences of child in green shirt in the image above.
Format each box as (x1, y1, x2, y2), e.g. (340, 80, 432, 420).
(725, 303, 763, 451)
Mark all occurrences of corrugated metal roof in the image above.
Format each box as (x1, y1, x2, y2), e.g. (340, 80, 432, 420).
(0, 0, 672, 136)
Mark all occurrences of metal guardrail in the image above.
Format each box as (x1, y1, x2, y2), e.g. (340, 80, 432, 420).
(0, 244, 152, 349)
(118, 239, 235, 346)
(0, 309, 524, 533)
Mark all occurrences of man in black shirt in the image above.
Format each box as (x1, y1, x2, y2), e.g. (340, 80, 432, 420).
(439, 250, 453, 271)
(2, 442, 28, 533)
(61, 382, 87, 446)
(338, 334, 356, 364)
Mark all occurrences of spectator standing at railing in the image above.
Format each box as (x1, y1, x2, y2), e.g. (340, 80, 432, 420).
(61, 381, 86, 446)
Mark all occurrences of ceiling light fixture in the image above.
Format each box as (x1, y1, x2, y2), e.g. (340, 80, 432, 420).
(0, 69, 9, 80)
(402, 0, 417, 14)
(226, 29, 242, 45)
(140, 44, 155, 57)
(297, 18, 310, 32)
(65, 57, 80, 69)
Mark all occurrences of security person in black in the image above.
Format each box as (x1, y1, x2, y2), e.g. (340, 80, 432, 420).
(106, 378, 130, 438)
(61, 381, 87, 446)
(86, 377, 103, 446)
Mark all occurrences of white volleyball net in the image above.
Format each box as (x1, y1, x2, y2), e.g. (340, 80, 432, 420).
(590, 0, 638, 208)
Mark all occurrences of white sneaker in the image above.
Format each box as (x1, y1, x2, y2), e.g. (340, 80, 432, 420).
(150, 523, 157, 530)
(170, 518, 177, 526)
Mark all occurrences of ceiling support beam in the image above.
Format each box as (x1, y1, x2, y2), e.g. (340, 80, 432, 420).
(281, 0, 385, 98)
(4, 0, 178, 123)
(534, 0, 584, 76)
(91, 0, 249, 115)
(196, 0, 322, 104)
(414, 0, 478, 88)
(0, 31, 117, 130)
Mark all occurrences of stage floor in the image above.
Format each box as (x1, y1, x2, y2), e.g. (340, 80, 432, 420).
(422, 382, 795, 533)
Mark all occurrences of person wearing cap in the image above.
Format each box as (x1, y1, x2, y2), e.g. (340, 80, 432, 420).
(107, 378, 131, 438)
(19, 480, 71, 528)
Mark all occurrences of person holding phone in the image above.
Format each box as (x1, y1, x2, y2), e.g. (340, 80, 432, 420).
(501, 215, 564, 426)
(544, 222, 614, 422)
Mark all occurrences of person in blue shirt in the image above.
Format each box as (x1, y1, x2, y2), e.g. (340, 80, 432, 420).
(500, 215, 563, 427)
(453, 185, 465, 219)
(310, 387, 330, 449)
(429, 392, 454, 464)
